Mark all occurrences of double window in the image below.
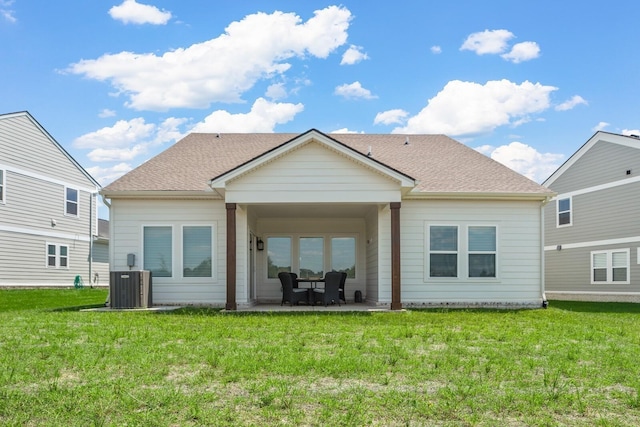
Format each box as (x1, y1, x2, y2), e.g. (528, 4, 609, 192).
(46, 244, 69, 268)
(428, 225, 497, 279)
(591, 249, 629, 284)
(65, 187, 79, 217)
(266, 235, 356, 279)
(557, 197, 571, 227)
(143, 225, 214, 279)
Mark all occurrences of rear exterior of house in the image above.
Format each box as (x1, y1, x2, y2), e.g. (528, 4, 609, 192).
(544, 131, 640, 302)
(0, 111, 107, 287)
(102, 130, 553, 309)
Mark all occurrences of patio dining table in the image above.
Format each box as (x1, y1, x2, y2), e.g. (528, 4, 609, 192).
(296, 278, 325, 289)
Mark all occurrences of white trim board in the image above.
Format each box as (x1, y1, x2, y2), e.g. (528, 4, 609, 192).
(0, 163, 98, 194)
(0, 224, 91, 243)
(544, 236, 640, 251)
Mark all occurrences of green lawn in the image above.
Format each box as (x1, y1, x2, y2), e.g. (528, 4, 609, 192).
(1, 289, 639, 426)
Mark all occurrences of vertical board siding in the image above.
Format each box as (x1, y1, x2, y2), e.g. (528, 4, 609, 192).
(400, 199, 543, 304)
(110, 199, 225, 304)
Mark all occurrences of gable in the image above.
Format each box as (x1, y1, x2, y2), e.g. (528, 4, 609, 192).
(224, 140, 406, 203)
(544, 132, 640, 193)
(0, 112, 99, 192)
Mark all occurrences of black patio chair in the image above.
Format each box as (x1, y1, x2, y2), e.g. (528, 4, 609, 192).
(313, 271, 341, 307)
(279, 272, 308, 306)
(338, 272, 347, 304)
(290, 272, 299, 288)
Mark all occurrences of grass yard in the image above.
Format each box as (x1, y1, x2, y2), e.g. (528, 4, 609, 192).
(1, 289, 640, 426)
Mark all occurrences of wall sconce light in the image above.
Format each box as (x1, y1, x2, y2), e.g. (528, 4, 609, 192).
(257, 238, 264, 251)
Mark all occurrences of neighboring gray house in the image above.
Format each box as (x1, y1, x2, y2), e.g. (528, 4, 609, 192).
(544, 131, 640, 302)
(0, 111, 108, 287)
(101, 129, 553, 309)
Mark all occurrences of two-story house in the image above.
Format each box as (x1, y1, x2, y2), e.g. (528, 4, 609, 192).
(544, 131, 640, 302)
(0, 111, 108, 287)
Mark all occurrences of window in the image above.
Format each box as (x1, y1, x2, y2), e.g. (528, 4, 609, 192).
(591, 249, 629, 284)
(143, 226, 172, 277)
(299, 237, 324, 279)
(267, 237, 291, 278)
(468, 226, 496, 277)
(429, 225, 458, 277)
(331, 237, 356, 278)
(0, 169, 4, 203)
(557, 197, 571, 227)
(183, 226, 212, 278)
(46, 244, 69, 268)
(65, 187, 78, 217)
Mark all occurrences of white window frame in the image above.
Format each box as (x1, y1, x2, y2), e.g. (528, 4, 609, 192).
(427, 224, 460, 279)
(65, 187, 79, 217)
(330, 235, 357, 279)
(557, 196, 572, 227)
(468, 225, 497, 278)
(425, 223, 499, 281)
(181, 224, 216, 281)
(0, 169, 5, 204)
(142, 225, 174, 279)
(591, 249, 630, 284)
(266, 235, 293, 279)
(46, 243, 69, 269)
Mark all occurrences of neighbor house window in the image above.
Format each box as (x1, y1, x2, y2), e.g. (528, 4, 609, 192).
(46, 244, 69, 268)
(468, 226, 496, 278)
(557, 197, 571, 227)
(331, 237, 356, 278)
(429, 225, 458, 277)
(143, 226, 173, 277)
(183, 226, 212, 278)
(0, 169, 4, 203)
(267, 237, 291, 278)
(299, 237, 324, 279)
(65, 187, 78, 217)
(591, 249, 629, 284)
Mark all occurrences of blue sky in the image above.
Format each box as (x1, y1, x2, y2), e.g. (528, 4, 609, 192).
(2, 1, 640, 218)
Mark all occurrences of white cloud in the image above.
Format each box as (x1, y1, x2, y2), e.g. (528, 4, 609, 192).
(622, 129, 640, 136)
(265, 83, 287, 100)
(477, 141, 564, 183)
(98, 109, 116, 118)
(334, 81, 377, 100)
(374, 109, 409, 125)
(430, 46, 442, 54)
(109, 0, 172, 25)
(330, 128, 364, 134)
(73, 117, 186, 162)
(86, 163, 133, 186)
(555, 95, 587, 111)
(0, 0, 16, 23)
(68, 6, 352, 111)
(393, 79, 557, 137)
(501, 41, 540, 63)
(190, 98, 304, 133)
(461, 29, 514, 55)
(593, 122, 609, 132)
(340, 45, 369, 65)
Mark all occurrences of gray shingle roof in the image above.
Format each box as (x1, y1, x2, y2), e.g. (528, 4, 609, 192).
(102, 131, 553, 197)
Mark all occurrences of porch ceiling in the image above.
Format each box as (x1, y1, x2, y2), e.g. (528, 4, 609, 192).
(247, 203, 379, 218)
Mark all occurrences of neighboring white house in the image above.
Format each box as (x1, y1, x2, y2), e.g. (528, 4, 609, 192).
(101, 129, 554, 309)
(543, 131, 640, 302)
(0, 111, 107, 287)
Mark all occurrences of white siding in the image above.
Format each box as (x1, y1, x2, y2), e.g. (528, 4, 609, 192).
(110, 199, 225, 305)
(225, 142, 401, 203)
(365, 207, 379, 302)
(400, 199, 544, 305)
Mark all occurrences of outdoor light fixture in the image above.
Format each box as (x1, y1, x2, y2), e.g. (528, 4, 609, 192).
(257, 238, 264, 251)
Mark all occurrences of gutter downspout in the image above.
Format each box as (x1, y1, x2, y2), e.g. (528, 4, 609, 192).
(89, 193, 93, 288)
(540, 199, 548, 308)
